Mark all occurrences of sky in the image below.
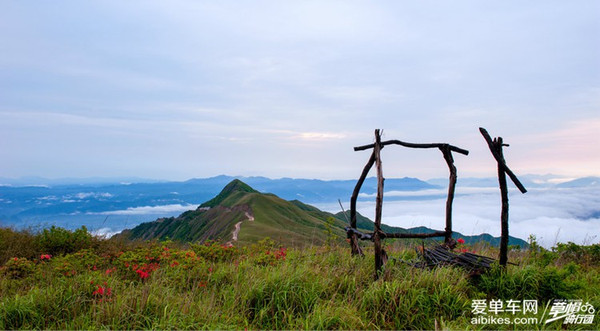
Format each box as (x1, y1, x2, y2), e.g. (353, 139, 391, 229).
(1, 1, 599, 181)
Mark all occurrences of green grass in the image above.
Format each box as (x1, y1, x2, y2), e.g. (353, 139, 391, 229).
(1, 229, 599, 330)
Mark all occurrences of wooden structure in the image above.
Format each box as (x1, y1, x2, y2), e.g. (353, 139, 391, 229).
(479, 127, 527, 266)
(346, 129, 469, 279)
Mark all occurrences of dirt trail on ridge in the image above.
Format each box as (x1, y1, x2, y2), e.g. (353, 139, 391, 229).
(225, 211, 254, 246)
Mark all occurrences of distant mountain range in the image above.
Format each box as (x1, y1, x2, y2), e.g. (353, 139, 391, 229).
(0, 175, 437, 224)
(1, 175, 597, 245)
(117, 179, 529, 248)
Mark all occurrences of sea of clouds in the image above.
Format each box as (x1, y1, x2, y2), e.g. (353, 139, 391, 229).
(317, 186, 600, 249)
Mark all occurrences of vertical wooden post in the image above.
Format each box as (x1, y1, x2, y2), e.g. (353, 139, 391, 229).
(373, 129, 385, 280)
(441, 145, 457, 244)
(479, 127, 527, 268)
(495, 137, 510, 267)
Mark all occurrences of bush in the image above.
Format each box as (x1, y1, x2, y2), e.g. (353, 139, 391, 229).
(1, 257, 35, 279)
(0, 228, 39, 264)
(554, 242, 600, 266)
(36, 226, 93, 256)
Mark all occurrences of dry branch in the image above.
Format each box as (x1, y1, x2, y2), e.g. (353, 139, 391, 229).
(354, 140, 469, 155)
(479, 127, 527, 193)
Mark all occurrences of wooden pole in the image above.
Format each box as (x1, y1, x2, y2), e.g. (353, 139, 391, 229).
(479, 128, 527, 267)
(441, 145, 457, 244)
(348, 151, 376, 256)
(495, 137, 510, 267)
(373, 129, 385, 280)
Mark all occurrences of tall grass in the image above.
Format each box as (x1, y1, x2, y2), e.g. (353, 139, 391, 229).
(0, 227, 599, 330)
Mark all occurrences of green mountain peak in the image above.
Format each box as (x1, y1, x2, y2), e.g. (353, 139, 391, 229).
(200, 179, 258, 208)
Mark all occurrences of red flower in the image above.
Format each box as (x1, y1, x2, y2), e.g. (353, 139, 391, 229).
(457, 238, 465, 244)
(93, 285, 112, 297)
(170, 261, 179, 267)
(93, 286, 105, 295)
(40, 254, 52, 260)
(136, 269, 150, 279)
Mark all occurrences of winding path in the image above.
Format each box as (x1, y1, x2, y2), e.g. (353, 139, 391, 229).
(225, 211, 254, 246)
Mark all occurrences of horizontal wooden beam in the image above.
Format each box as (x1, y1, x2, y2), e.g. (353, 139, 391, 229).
(346, 227, 448, 240)
(345, 227, 372, 240)
(381, 231, 447, 239)
(354, 140, 469, 156)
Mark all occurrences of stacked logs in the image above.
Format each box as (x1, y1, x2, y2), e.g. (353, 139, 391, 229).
(408, 244, 499, 275)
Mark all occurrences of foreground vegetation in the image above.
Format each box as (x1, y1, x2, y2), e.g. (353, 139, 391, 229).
(0, 226, 598, 330)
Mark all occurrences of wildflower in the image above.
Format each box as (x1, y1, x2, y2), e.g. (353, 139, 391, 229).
(457, 238, 465, 244)
(92, 285, 112, 297)
(105, 268, 115, 275)
(198, 281, 207, 288)
(40, 254, 52, 260)
(93, 286, 105, 295)
(170, 261, 179, 267)
(208, 267, 213, 273)
(136, 269, 150, 279)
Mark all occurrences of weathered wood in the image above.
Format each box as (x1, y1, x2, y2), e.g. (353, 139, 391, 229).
(348, 151, 376, 257)
(346, 228, 446, 240)
(479, 128, 527, 193)
(441, 145, 457, 244)
(381, 230, 447, 239)
(373, 129, 385, 280)
(496, 137, 510, 267)
(355, 140, 469, 156)
(345, 227, 372, 240)
(479, 128, 527, 267)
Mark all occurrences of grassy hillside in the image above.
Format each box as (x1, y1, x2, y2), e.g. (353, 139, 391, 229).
(0, 228, 598, 330)
(118, 180, 348, 247)
(119, 179, 529, 249)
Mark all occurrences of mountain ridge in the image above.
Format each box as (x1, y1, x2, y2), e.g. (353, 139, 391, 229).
(118, 179, 529, 248)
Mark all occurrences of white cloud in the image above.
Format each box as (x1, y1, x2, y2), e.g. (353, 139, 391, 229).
(72, 192, 113, 199)
(91, 227, 120, 239)
(320, 186, 600, 248)
(89, 204, 195, 216)
(293, 132, 347, 141)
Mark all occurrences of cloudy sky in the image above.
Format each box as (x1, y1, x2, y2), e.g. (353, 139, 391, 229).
(1, 1, 598, 180)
